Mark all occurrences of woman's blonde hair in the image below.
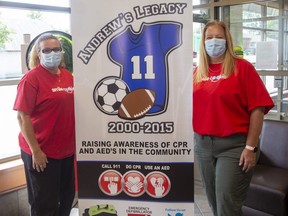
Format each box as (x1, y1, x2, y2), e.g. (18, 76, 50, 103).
(28, 33, 66, 69)
(194, 20, 239, 83)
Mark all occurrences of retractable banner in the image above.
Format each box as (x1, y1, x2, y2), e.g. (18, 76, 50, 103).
(71, 1, 193, 215)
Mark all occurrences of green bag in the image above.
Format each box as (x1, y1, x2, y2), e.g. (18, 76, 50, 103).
(83, 204, 118, 216)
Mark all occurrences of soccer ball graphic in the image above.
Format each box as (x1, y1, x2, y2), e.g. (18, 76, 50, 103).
(94, 77, 130, 114)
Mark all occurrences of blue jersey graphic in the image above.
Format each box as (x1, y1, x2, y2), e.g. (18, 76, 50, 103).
(108, 22, 182, 114)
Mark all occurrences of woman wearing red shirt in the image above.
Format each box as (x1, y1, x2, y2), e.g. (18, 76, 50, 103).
(193, 20, 274, 216)
(14, 33, 75, 216)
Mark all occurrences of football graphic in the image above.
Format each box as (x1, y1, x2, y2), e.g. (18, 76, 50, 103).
(118, 88, 156, 120)
(94, 77, 130, 114)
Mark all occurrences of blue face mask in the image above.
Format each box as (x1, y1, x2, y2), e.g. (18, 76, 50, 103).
(40, 51, 62, 69)
(205, 38, 226, 57)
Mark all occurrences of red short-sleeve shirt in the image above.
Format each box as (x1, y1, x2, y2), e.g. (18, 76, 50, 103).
(193, 58, 274, 137)
(14, 65, 75, 159)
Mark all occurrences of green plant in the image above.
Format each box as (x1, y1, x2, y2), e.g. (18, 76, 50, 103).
(0, 22, 12, 49)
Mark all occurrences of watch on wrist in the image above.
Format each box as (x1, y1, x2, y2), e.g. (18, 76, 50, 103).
(245, 145, 258, 153)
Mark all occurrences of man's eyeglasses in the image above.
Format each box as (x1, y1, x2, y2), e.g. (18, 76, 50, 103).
(41, 47, 62, 54)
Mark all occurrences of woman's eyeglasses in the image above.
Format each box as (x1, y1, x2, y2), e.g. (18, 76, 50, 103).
(41, 47, 62, 54)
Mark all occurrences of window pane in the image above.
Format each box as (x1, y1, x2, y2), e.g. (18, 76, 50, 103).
(243, 3, 263, 19)
(284, 19, 288, 68)
(267, 19, 279, 31)
(193, 8, 210, 68)
(0, 0, 70, 7)
(267, 31, 278, 41)
(226, 3, 280, 67)
(0, 7, 70, 79)
(267, 6, 279, 17)
(242, 29, 261, 65)
(264, 76, 277, 93)
(193, 8, 210, 23)
(0, 85, 20, 160)
(193, 0, 211, 6)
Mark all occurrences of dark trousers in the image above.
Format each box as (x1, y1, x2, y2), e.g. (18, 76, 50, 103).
(21, 150, 75, 216)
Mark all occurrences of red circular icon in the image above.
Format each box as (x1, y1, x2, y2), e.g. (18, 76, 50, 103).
(98, 170, 122, 196)
(146, 171, 170, 198)
(123, 170, 145, 197)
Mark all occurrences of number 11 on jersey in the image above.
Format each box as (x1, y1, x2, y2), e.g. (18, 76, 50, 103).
(131, 55, 155, 80)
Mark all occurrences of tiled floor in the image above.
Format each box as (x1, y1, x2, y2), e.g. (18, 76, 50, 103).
(194, 179, 213, 216)
(70, 208, 79, 216)
(0, 187, 30, 216)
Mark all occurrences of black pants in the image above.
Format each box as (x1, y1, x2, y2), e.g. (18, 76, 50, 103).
(21, 150, 75, 216)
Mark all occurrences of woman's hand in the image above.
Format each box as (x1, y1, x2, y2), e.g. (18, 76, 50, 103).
(32, 149, 48, 172)
(239, 148, 256, 172)
(17, 111, 48, 172)
(239, 107, 264, 172)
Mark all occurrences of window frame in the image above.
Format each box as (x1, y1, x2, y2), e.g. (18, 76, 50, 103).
(0, 1, 70, 13)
